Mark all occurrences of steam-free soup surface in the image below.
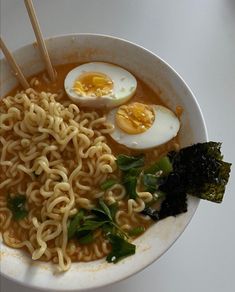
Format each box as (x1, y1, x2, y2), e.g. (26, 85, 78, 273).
(0, 63, 179, 271)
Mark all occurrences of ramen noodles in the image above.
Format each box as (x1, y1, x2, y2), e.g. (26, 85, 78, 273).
(0, 63, 181, 271)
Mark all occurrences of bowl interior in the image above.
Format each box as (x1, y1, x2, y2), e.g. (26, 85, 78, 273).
(0, 34, 207, 291)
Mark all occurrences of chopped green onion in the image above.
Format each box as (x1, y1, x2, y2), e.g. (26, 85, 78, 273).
(100, 179, 118, 190)
(67, 209, 84, 239)
(116, 154, 145, 171)
(145, 156, 173, 175)
(78, 233, 94, 244)
(123, 168, 142, 199)
(7, 195, 28, 220)
(143, 173, 159, 193)
(106, 234, 136, 263)
(128, 226, 145, 236)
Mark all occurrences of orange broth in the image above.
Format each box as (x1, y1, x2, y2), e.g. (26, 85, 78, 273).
(0, 63, 180, 263)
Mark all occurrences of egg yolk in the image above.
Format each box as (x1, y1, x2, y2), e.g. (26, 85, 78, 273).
(115, 102, 155, 134)
(73, 72, 113, 97)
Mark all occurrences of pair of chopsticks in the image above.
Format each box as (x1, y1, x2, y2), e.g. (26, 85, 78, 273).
(0, 0, 56, 89)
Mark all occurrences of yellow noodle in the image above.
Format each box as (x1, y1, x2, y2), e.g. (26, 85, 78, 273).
(0, 84, 167, 272)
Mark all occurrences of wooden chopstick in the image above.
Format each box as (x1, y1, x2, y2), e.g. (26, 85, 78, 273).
(0, 37, 30, 89)
(24, 0, 56, 82)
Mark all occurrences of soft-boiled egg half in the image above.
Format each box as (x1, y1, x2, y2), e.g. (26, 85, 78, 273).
(64, 62, 137, 108)
(107, 102, 180, 150)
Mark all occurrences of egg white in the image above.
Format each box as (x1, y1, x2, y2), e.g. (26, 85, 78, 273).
(64, 62, 137, 108)
(107, 105, 180, 150)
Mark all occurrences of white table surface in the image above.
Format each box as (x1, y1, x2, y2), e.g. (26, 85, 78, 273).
(1, 0, 235, 291)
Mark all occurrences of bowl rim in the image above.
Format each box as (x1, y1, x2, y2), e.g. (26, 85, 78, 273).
(0, 33, 208, 291)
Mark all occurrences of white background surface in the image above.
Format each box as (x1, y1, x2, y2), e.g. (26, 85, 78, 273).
(0, 0, 235, 291)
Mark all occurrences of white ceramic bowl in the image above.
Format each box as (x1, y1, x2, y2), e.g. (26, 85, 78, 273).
(0, 34, 207, 291)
